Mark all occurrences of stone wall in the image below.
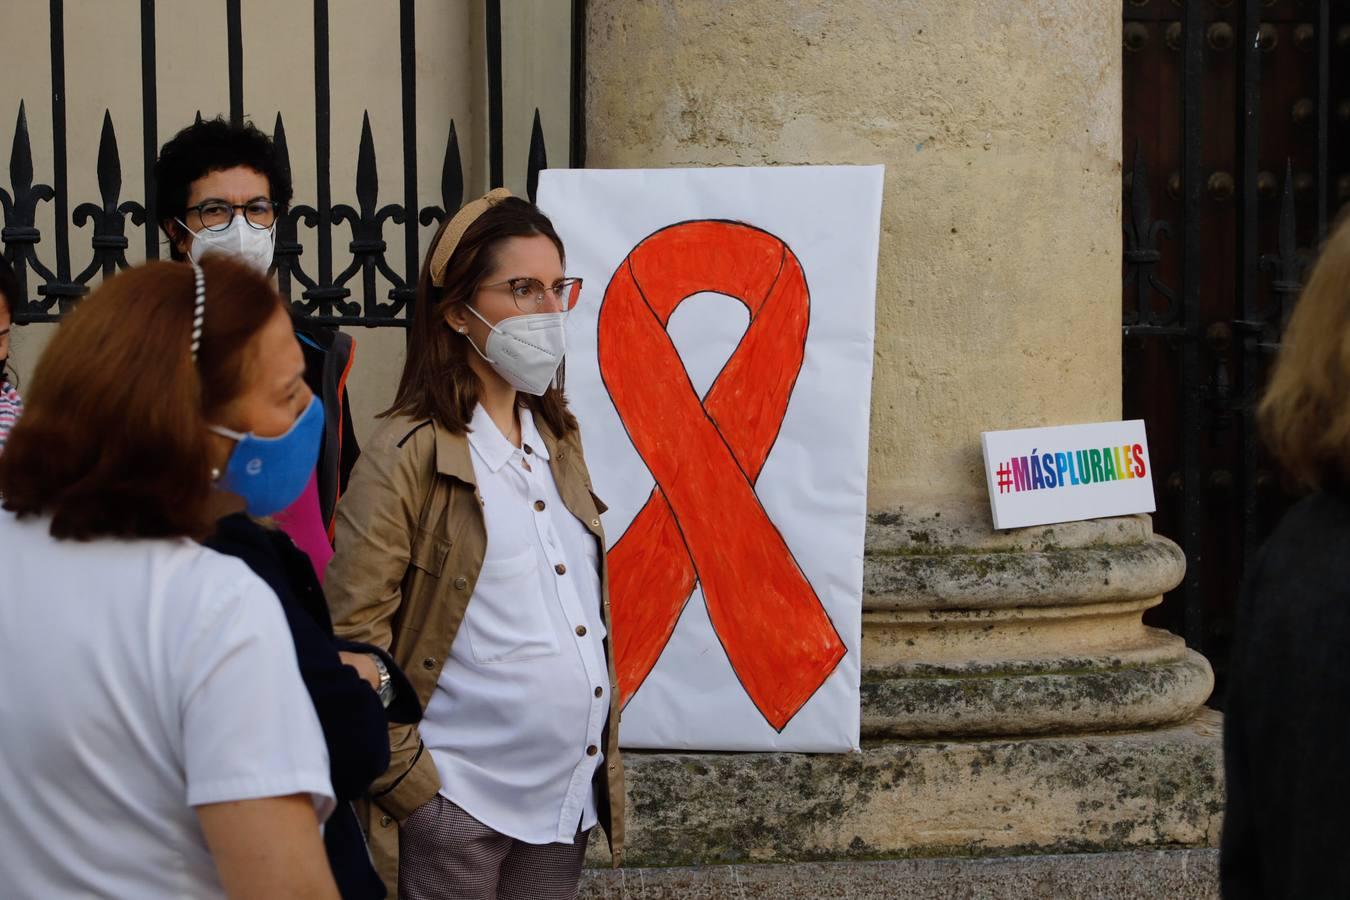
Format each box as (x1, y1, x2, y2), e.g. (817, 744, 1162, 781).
(585, 0, 1122, 510)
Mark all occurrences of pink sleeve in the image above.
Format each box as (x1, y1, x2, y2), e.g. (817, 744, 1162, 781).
(272, 470, 334, 583)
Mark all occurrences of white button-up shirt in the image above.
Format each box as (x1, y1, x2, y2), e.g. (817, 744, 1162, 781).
(420, 404, 610, 844)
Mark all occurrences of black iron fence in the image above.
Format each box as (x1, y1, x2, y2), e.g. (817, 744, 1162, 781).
(1122, 0, 1339, 700)
(1, 0, 583, 328)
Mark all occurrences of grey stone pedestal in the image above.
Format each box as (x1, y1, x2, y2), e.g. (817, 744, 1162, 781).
(582, 513, 1225, 898)
(580, 848, 1219, 899)
(587, 712, 1222, 872)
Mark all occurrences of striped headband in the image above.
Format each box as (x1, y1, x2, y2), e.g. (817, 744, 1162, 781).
(428, 187, 514, 287)
(190, 262, 206, 362)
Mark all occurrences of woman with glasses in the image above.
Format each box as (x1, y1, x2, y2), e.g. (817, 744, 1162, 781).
(325, 190, 623, 900)
(154, 117, 361, 582)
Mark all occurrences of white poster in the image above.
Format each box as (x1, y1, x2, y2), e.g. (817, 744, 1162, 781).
(982, 420, 1156, 530)
(538, 166, 883, 752)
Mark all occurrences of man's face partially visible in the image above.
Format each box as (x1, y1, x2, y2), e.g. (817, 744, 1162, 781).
(173, 165, 273, 259)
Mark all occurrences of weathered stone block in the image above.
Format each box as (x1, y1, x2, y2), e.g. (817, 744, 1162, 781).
(589, 711, 1222, 869)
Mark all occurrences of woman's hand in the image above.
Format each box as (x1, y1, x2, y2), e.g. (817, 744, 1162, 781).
(338, 651, 381, 692)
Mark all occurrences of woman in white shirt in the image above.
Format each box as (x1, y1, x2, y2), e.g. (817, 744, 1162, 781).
(0, 257, 340, 899)
(326, 190, 623, 900)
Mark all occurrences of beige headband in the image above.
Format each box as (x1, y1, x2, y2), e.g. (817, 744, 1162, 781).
(429, 187, 514, 287)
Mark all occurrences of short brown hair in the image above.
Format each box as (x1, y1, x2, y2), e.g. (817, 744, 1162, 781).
(0, 255, 284, 539)
(1260, 214, 1350, 492)
(385, 196, 578, 437)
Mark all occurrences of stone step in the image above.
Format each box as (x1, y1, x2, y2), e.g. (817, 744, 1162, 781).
(580, 848, 1219, 900)
(587, 711, 1223, 869)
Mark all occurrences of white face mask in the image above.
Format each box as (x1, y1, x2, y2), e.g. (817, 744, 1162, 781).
(178, 214, 276, 275)
(464, 304, 566, 396)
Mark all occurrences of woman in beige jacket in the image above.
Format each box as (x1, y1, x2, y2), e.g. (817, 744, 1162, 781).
(325, 190, 622, 900)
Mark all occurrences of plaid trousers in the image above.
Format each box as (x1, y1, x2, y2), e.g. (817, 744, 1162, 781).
(398, 794, 590, 900)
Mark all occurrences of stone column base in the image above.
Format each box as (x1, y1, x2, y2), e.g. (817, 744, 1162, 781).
(580, 848, 1219, 899)
(587, 710, 1223, 869)
(861, 510, 1209, 739)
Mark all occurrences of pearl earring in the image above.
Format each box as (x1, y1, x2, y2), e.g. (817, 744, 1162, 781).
(210, 467, 221, 481)
(459, 327, 467, 334)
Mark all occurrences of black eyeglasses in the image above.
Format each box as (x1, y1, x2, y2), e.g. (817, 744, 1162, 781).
(182, 198, 281, 232)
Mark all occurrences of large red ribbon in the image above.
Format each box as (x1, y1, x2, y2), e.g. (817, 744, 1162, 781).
(598, 220, 846, 731)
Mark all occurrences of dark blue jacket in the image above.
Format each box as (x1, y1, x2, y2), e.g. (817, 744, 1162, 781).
(207, 513, 419, 900)
(1221, 491, 1350, 898)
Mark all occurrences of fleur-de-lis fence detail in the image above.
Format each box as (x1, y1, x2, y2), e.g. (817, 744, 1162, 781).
(1, 102, 56, 321)
(3, 102, 547, 328)
(330, 112, 410, 323)
(1122, 140, 1178, 331)
(72, 111, 145, 285)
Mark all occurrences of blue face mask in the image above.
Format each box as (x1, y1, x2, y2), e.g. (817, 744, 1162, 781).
(209, 396, 324, 517)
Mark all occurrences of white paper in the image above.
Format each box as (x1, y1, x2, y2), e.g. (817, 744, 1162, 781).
(538, 166, 883, 752)
(981, 420, 1157, 530)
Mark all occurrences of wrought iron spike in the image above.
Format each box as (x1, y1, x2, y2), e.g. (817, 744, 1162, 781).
(355, 111, 378, 212)
(442, 120, 462, 213)
(273, 112, 290, 170)
(96, 110, 122, 206)
(527, 108, 547, 203)
(271, 112, 306, 302)
(10, 101, 33, 193)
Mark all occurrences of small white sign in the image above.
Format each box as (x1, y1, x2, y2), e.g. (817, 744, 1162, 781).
(981, 420, 1156, 530)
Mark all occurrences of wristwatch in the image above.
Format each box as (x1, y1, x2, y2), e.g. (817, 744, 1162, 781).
(369, 653, 394, 709)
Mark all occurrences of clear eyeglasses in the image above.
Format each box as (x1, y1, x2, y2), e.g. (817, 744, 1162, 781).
(480, 276, 583, 313)
(185, 198, 281, 231)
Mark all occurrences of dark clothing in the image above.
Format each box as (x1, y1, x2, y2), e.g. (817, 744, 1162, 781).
(207, 513, 419, 900)
(294, 317, 360, 534)
(1221, 491, 1350, 899)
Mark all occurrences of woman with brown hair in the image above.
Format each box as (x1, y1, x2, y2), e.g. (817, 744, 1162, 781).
(1221, 215, 1350, 898)
(0, 257, 339, 898)
(326, 190, 623, 900)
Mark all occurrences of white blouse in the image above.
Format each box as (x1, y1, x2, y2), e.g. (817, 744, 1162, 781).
(420, 404, 610, 844)
(0, 510, 334, 899)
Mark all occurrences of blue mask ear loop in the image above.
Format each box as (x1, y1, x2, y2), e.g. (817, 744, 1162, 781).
(205, 397, 316, 490)
(206, 395, 317, 446)
(205, 425, 239, 482)
(207, 424, 246, 442)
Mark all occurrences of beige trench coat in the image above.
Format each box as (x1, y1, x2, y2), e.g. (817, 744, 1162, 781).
(325, 413, 624, 897)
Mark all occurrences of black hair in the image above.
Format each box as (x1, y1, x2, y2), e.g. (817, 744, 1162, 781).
(0, 255, 19, 321)
(152, 116, 293, 261)
(0, 254, 19, 386)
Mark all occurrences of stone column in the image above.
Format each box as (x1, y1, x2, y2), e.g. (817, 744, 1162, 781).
(581, 0, 1222, 886)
